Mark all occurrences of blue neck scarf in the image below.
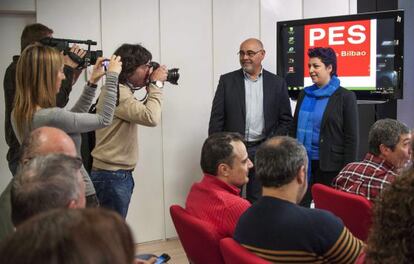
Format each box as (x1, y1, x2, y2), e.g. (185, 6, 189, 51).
(297, 75, 340, 182)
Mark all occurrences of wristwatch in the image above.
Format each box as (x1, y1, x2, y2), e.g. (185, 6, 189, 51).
(151, 80, 164, 88)
(87, 81, 98, 88)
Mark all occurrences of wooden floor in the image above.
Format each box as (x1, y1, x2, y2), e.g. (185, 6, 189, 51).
(137, 238, 188, 264)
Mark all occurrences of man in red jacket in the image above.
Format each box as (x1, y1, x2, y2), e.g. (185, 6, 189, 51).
(185, 132, 253, 237)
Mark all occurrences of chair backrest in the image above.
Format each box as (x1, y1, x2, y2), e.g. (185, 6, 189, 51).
(354, 251, 367, 264)
(312, 183, 373, 241)
(170, 205, 225, 264)
(220, 237, 271, 264)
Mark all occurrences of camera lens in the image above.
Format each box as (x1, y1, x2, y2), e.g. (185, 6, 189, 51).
(167, 68, 180, 85)
(149, 61, 180, 85)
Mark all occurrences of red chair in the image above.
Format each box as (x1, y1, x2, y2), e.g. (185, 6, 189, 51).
(311, 183, 373, 241)
(220, 237, 271, 264)
(170, 205, 225, 264)
(354, 251, 367, 264)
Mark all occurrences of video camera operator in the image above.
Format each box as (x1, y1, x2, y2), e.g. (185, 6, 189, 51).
(90, 43, 167, 218)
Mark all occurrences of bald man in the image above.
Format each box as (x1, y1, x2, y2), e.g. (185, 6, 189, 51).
(19, 126, 77, 164)
(0, 127, 78, 240)
(209, 38, 293, 202)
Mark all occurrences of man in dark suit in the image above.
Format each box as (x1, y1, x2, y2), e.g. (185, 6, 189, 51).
(209, 38, 292, 202)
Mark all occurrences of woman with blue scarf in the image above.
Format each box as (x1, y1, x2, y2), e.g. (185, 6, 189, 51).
(291, 47, 358, 207)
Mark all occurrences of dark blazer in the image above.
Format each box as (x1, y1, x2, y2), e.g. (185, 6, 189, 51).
(208, 69, 293, 138)
(290, 87, 359, 172)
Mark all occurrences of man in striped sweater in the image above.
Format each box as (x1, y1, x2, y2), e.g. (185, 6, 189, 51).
(234, 136, 363, 263)
(186, 132, 253, 237)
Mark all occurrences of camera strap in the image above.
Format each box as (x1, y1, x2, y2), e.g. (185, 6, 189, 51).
(67, 51, 83, 68)
(126, 82, 148, 102)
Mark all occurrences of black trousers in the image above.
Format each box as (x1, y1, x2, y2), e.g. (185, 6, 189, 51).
(299, 160, 339, 207)
(245, 142, 263, 203)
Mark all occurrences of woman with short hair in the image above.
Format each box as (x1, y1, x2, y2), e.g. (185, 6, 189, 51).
(291, 47, 359, 207)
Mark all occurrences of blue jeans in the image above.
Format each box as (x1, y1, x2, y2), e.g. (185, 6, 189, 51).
(91, 169, 134, 218)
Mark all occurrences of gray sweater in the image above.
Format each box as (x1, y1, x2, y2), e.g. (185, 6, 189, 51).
(13, 71, 119, 196)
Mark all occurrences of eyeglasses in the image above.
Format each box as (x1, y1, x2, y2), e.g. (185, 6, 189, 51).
(238, 49, 263, 58)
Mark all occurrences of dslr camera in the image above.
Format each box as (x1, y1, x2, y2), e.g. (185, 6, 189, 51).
(149, 61, 180, 85)
(40, 37, 102, 69)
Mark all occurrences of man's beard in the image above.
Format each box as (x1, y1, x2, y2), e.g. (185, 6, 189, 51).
(242, 63, 254, 74)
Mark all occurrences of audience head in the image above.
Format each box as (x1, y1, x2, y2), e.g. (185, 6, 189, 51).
(14, 44, 65, 138)
(368, 118, 411, 168)
(20, 23, 53, 52)
(239, 38, 265, 75)
(11, 154, 85, 226)
(308, 47, 337, 77)
(0, 208, 135, 264)
(411, 130, 414, 165)
(19, 126, 76, 165)
(200, 132, 253, 187)
(113, 43, 152, 87)
(366, 166, 414, 263)
(255, 136, 308, 203)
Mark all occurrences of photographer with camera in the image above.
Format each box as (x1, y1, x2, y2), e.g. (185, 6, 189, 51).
(90, 43, 168, 218)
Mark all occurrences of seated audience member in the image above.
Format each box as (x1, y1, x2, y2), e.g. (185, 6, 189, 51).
(0, 127, 77, 240)
(411, 130, 414, 167)
(332, 118, 411, 201)
(11, 153, 85, 227)
(363, 166, 414, 263)
(6, 127, 157, 263)
(0, 208, 154, 264)
(19, 126, 77, 164)
(234, 136, 363, 263)
(185, 132, 253, 237)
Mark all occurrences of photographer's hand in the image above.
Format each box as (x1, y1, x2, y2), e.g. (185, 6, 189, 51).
(64, 45, 87, 85)
(149, 65, 168, 83)
(64, 44, 86, 69)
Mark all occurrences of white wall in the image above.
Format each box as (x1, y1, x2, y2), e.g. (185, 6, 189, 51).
(0, 0, 35, 13)
(212, 0, 260, 90)
(160, 0, 214, 238)
(0, 0, 358, 243)
(304, 0, 356, 18)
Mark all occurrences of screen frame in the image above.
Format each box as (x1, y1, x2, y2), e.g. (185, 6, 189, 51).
(277, 10, 404, 101)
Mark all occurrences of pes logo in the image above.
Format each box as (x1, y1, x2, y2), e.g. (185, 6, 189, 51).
(309, 24, 366, 46)
(304, 20, 372, 77)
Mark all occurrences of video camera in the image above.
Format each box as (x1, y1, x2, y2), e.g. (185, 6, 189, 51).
(40, 37, 102, 69)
